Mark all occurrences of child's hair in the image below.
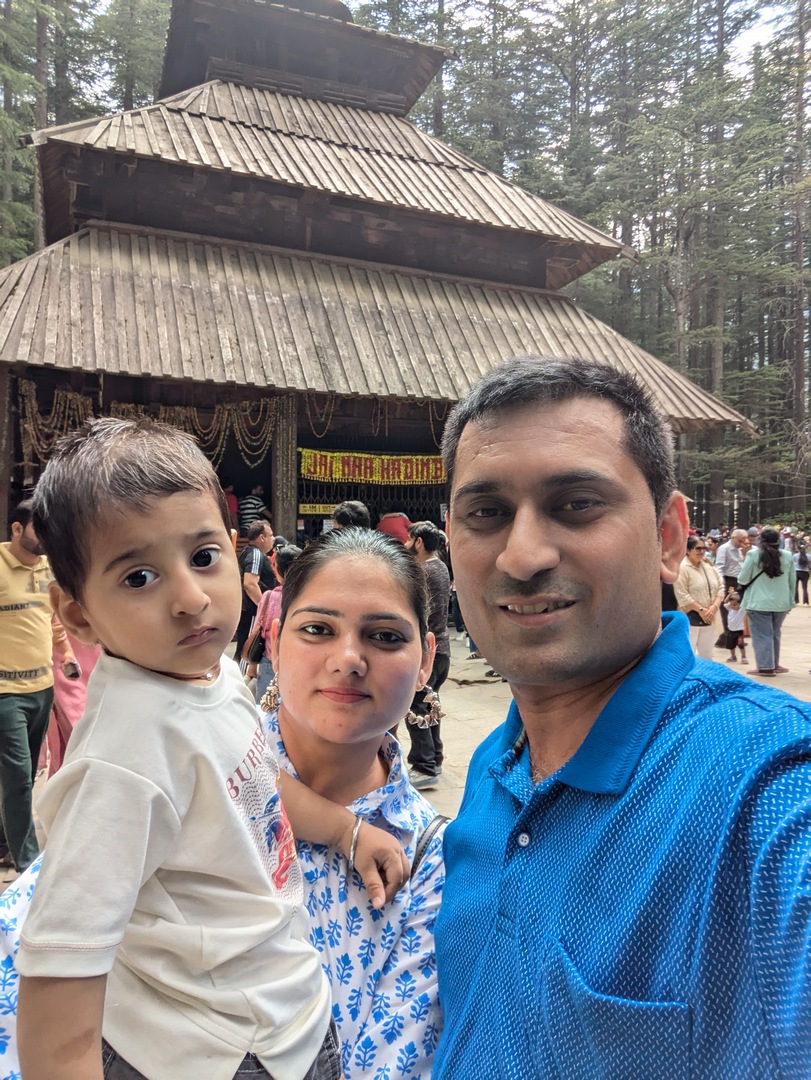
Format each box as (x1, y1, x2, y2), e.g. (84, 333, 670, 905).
(727, 591, 741, 604)
(32, 417, 229, 601)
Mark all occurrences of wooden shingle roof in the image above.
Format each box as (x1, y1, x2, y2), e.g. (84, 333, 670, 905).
(31, 81, 624, 259)
(0, 222, 747, 434)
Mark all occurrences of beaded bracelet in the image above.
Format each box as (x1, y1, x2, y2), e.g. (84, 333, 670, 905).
(347, 813, 363, 872)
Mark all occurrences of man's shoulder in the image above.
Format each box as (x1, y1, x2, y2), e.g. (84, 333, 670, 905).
(669, 662, 811, 753)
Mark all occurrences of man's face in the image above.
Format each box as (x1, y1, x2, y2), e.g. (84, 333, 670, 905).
(10, 520, 45, 562)
(255, 525, 274, 553)
(448, 398, 685, 697)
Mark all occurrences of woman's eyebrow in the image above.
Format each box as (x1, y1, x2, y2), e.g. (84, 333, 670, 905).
(290, 606, 408, 622)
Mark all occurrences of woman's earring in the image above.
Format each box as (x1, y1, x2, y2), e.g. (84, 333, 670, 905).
(404, 686, 444, 728)
(260, 673, 281, 713)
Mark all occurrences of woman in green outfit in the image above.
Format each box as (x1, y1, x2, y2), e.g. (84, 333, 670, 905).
(738, 526, 796, 676)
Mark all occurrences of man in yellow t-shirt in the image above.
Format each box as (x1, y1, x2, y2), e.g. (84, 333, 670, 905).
(0, 500, 59, 871)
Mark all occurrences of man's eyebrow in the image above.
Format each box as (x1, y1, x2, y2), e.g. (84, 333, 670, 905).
(453, 470, 613, 503)
(102, 528, 222, 574)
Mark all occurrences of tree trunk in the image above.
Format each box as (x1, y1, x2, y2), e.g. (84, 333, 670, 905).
(32, 9, 48, 250)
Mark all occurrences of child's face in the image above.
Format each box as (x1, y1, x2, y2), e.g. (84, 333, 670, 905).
(59, 490, 241, 679)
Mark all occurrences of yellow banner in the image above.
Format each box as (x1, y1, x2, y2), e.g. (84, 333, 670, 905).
(299, 449, 445, 486)
(298, 503, 338, 515)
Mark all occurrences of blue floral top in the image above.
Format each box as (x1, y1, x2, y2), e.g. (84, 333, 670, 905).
(266, 711, 446, 1079)
(0, 719, 445, 1080)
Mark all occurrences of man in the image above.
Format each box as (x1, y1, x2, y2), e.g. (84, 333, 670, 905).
(404, 521, 450, 789)
(237, 483, 272, 535)
(235, 520, 275, 661)
(434, 356, 810, 1078)
(331, 500, 371, 530)
(0, 501, 73, 872)
(714, 527, 748, 629)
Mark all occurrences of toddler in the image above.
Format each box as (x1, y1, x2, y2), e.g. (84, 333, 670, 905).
(17, 418, 407, 1080)
(723, 590, 748, 665)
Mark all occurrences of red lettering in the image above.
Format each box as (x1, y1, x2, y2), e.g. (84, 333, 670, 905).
(245, 747, 262, 770)
(235, 764, 253, 784)
(226, 777, 239, 800)
(403, 459, 414, 482)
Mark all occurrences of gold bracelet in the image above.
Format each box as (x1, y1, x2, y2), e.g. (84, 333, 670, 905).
(347, 814, 363, 872)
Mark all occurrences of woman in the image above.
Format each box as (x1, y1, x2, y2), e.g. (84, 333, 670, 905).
(0, 529, 446, 1079)
(674, 535, 724, 659)
(738, 526, 796, 677)
(243, 543, 302, 703)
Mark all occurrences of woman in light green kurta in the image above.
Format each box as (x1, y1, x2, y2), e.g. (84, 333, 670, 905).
(737, 526, 796, 676)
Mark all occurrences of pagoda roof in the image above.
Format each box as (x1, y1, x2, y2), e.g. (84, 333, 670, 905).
(159, 0, 450, 111)
(31, 81, 625, 289)
(0, 221, 748, 434)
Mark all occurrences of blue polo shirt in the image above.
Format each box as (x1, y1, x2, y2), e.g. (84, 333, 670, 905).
(434, 613, 811, 1078)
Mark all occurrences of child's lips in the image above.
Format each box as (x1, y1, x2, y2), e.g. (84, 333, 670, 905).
(179, 627, 217, 646)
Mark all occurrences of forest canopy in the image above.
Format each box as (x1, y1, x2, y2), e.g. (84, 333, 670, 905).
(0, 0, 807, 525)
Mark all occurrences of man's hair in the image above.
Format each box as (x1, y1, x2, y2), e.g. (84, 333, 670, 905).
(407, 520, 446, 554)
(730, 529, 748, 541)
(32, 417, 229, 600)
(441, 355, 676, 520)
(9, 499, 33, 530)
(332, 500, 371, 529)
(247, 520, 271, 542)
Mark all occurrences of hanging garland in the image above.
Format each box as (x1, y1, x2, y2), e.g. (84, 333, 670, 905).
(427, 400, 450, 450)
(18, 380, 279, 469)
(19, 380, 96, 462)
(305, 392, 336, 439)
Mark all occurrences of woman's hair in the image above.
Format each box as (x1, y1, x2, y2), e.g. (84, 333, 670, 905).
(686, 535, 702, 554)
(798, 545, 809, 570)
(279, 527, 429, 642)
(407, 520, 447, 553)
(274, 544, 302, 579)
(758, 526, 784, 578)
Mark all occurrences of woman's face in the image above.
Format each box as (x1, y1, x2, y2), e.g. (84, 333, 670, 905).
(687, 542, 706, 565)
(271, 554, 435, 749)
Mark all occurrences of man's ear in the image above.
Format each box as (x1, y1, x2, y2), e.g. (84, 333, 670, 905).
(659, 492, 689, 584)
(50, 582, 97, 645)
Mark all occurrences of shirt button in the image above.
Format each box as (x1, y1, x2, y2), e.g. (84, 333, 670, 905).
(517, 832, 530, 847)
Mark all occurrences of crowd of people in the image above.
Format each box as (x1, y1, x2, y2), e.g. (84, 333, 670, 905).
(0, 355, 809, 1079)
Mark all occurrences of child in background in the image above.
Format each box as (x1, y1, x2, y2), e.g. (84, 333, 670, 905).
(723, 590, 748, 665)
(17, 417, 408, 1080)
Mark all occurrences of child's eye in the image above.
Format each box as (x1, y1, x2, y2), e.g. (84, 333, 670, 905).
(123, 569, 157, 589)
(191, 547, 221, 568)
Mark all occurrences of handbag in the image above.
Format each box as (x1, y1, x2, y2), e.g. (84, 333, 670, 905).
(244, 621, 266, 664)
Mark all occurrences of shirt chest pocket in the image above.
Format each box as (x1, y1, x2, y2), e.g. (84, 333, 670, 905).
(539, 940, 692, 1079)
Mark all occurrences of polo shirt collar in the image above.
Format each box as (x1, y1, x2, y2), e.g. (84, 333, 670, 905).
(0, 541, 47, 573)
(504, 612, 695, 797)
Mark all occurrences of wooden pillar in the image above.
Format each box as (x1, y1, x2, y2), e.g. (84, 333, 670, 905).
(270, 392, 297, 541)
(0, 365, 13, 532)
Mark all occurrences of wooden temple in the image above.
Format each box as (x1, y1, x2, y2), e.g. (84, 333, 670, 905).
(0, 0, 747, 536)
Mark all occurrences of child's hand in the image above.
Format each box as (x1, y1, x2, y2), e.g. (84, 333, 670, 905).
(343, 816, 409, 908)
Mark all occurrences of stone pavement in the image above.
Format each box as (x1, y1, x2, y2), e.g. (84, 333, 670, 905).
(410, 603, 811, 820)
